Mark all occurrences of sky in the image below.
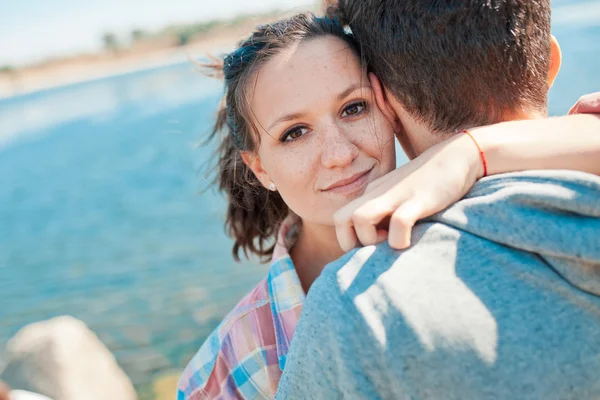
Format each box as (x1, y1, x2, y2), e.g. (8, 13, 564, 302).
(2, 0, 600, 67)
(0, 0, 316, 66)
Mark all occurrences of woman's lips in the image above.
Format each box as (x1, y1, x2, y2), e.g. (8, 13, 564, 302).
(322, 168, 373, 195)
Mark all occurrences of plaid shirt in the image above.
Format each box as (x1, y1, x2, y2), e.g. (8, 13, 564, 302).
(177, 217, 305, 399)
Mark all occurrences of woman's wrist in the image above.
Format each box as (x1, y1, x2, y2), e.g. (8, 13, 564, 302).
(468, 122, 518, 177)
(451, 132, 486, 181)
(467, 114, 600, 177)
(429, 132, 485, 191)
(459, 130, 488, 178)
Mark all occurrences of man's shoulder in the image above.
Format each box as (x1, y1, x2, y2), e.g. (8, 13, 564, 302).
(308, 168, 600, 319)
(318, 221, 463, 296)
(284, 172, 600, 399)
(463, 170, 600, 211)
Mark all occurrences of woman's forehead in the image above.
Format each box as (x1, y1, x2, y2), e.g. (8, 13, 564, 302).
(250, 37, 365, 121)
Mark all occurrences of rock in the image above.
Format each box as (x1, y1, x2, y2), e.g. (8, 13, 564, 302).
(0, 316, 137, 400)
(153, 373, 180, 400)
(0, 380, 9, 400)
(10, 390, 54, 400)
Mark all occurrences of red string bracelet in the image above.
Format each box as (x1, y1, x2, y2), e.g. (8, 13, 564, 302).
(458, 129, 488, 177)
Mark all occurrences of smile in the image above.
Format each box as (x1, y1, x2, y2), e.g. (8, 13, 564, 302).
(322, 167, 374, 195)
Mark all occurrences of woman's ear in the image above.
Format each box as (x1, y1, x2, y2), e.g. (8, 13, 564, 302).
(241, 151, 272, 190)
(369, 72, 401, 132)
(548, 35, 562, 88)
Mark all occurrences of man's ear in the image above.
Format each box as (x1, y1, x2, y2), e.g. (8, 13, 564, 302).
(548, 35, 562, 88)
(369, 72, 419, 159)
(369, 72, 401, 132)
(241, 151, 271, 189)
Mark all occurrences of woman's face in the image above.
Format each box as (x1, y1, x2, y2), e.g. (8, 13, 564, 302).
(245, 36, 396, 226)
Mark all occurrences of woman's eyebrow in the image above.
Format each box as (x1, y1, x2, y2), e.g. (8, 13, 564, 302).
(337, 83, 371, 101)
(267, 84, 371, 131)
(267, 112, 307, 131)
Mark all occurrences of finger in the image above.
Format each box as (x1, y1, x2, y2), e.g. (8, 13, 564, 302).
(333, 190, 386, 238)
(334, 195, 380, 250)
(388, 202, 422, 250)
(569, 92, 600, 115)
(334, 216, 359, 252)
(375, 229, 389, 244)
(335, 185, 384, 223)
(576, 98, 600, 114)
(354, 218, 379, 247)
(333, 201, 362, 250)
(567, 102, 579, 115)
(352, 198, 396, 246)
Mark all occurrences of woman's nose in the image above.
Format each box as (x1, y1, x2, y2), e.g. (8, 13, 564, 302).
(320, 124, 359, 169)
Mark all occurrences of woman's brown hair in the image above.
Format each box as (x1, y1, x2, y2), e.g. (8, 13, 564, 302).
(203, 13, 360, 262)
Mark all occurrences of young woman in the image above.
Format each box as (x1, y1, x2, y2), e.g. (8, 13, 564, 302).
(177, 13, 600, 400)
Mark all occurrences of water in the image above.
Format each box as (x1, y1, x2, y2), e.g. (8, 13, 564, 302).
(0, 62, 271, 397)
(1, 3, 599, 398)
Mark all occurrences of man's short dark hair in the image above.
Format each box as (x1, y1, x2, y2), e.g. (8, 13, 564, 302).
(330, 0, 552, 132)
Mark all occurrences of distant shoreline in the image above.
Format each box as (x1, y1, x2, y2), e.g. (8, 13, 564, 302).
(0, 12, 304, 100)
(0, 36, 232, 100)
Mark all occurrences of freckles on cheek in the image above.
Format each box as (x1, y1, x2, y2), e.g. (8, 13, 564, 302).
(276, 154, 317, 205)
(349, 123, 378, 154)
(359, 116, 393, 156)
(267, 151, 311, 188)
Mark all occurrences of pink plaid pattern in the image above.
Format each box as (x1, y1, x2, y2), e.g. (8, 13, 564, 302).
(178, 217, 305, 399)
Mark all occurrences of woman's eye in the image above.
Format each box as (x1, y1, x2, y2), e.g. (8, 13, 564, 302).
(281, 126, 309, 142)
(342, 101, 367, 117)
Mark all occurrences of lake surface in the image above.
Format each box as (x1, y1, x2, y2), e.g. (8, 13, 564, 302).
(0, 62, 273, 397)
(1, 3, 599, 398)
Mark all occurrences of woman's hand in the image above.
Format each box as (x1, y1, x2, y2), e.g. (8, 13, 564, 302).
(335, 92, 600, 252)
(569, 92, 600, 114)
(334, 133, 483, 251)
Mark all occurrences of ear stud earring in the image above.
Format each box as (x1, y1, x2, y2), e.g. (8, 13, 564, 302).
(268, 182, 276, 191)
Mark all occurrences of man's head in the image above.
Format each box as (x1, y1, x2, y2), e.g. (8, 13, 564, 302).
(329, 0, 562, 157)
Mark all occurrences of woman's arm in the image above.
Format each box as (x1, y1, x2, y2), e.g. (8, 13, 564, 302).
(333, 93, 600, 251)
(473, 113, 600, 178)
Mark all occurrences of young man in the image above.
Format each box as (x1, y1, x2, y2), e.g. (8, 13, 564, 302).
(276, 1, 600, 398)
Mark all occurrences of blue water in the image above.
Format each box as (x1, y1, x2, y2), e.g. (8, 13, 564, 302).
(1, 3, 599, 397)
(0, 63, 271, 395)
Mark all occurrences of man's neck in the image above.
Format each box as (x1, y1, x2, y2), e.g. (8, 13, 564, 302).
(390, 98, 547, 158)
